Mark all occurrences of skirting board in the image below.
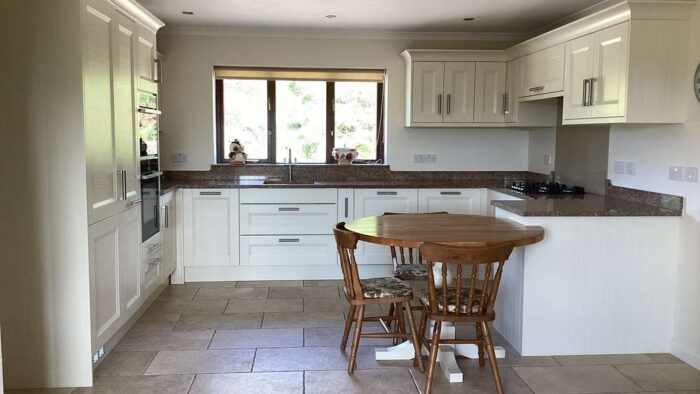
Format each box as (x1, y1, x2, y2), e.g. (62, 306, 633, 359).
(184, 264, 393, 282)
(671, 338, 700, 370)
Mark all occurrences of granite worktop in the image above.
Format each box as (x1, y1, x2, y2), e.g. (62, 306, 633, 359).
(159, 167, 683, 217)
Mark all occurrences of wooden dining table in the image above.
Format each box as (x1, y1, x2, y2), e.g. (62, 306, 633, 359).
(344, 213, 545, 383)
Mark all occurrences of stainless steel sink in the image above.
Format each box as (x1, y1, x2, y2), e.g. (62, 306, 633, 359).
(263, 177, 315, 185)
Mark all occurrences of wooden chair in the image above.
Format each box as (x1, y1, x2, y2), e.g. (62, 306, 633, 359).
(382, 211, 448, 282)
(417, 242, 514, 394)
(333, 222, 424, 374)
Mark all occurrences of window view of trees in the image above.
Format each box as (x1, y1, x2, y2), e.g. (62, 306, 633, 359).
(218, 77, 382, 163)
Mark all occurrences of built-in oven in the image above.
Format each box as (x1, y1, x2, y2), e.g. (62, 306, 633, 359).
(138, 91, 162, 243)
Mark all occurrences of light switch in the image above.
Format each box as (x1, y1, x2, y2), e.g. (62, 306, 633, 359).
(684, 167, 698, 182)
(543, 154, 552, 166)
(669, 166, 684, 181)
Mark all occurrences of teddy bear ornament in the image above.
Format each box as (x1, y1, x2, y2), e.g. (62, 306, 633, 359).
(229, 139, 247, 165)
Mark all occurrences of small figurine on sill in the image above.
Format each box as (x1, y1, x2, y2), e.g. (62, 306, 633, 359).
(229, 139, 247, 165)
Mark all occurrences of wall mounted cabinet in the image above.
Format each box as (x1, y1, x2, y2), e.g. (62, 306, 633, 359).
(517, 43, 566, 100)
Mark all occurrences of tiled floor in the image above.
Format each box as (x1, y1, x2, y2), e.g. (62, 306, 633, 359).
(13, 280, 700, 393)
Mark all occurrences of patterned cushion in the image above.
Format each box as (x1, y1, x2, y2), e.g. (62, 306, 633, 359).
(361, 277, 413, 299)
(393, 264, 429, 280)
(419, 288, 482, 314)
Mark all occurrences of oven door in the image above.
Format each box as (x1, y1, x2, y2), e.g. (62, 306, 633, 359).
(140, 176, 160, 243)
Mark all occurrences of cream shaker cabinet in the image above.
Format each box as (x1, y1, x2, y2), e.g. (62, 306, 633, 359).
(410, 62, 445, 123)
(474, 62, 507, 123)
(183, 189, 240, 268)
(563, 22, 629, 121)
(418, 189, 484, 215)
(517, 43, 565, 99)
(443, 62, 476, 123)
(136, 24, 159, 94)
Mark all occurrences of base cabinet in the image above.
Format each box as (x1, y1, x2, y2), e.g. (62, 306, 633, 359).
(418, 189, 483, 215)
(240, 235, 336, 266)
(89, 205, 142, 353)
(160, 191, 176, 279)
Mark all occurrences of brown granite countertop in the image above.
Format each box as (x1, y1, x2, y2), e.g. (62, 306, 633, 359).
(490, 192, 682, 217)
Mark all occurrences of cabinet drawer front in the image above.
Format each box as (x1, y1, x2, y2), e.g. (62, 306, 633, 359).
(518, 43, 565, 98)
(240, 204, 337, 235)
(240, 188, 337, 204)
(240, 235, 337, 266)
(141, 255, 161, 298)
(418, 189, 483, 215)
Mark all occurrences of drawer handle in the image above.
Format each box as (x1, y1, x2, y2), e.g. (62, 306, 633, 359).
(377, 191, 398, 196)
(528, 86, 544, 92)
(199, 191, 221, 196)
(278, 238, 300, 243)
(148, 257, 161, 267)
(344, 197, 349, 218)
(440, 191, 461, 196)
(278, 207, 300, 212)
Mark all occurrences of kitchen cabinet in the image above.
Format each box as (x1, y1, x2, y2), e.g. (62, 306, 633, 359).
(160, 191, 176, 281)
(418, 189, 483, 215)
(353, 189, 418, 265)
(410, 62, 445, 123)
(136, 24, 159, 94)
(443, 62, 476, 123)
(474, 62, 507, 123)
(517, 43, 565, 99)
(240, 204, 336, 235)
(88, 205, 141, 353)
(240, 235, 337, 266)
(505, 59, 519, 123)
(563, 22, 628, 121)
(183, 189, 240, 267)
(410, 61, 479, 124)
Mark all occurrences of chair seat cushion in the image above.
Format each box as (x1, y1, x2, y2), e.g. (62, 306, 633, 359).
(393, 264, 429, 280)
(361, 277, 413, 299)
(419, 288, 482, 314)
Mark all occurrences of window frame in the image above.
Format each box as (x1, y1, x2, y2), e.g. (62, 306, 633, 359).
(215, 78, 385, 164)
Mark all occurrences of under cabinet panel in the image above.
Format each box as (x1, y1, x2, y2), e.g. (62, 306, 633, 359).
(240, 204, 336, 235)
(240, 235, 336, 266)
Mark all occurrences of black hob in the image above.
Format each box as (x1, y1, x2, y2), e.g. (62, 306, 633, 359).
(510, 182, 585, 196)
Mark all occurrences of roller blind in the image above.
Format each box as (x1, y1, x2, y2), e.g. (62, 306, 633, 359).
(214, 67, 385, 82)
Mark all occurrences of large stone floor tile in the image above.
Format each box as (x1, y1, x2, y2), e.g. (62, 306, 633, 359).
(147, 299, 227, 315)
(305, 368, 419, 394)
(554, 354, 656, 366)
(130, 312, 180, 332)
(268, 287, 339, 299)
(459, 354, 559, 368)
(647, 353, 685, 363)
(615, 363, 700, 391)
(303, 298, 347, 313)
(93, 351, 156, 376)
(253, 346, 351, 371)
(304, 280, 345, 287)
(183, 281, 237, 288)
(210, 328, 303, 349)
(194, 287, 268, 300)
(114, 330, 213, 351)
(513, 365, 641, 393)
(172, 313, 262, 330)
(225, 298, 303, 313)
(410, 365, 534, 394)
(236, 280, 303, 288)
(189, 372, 303, 394)
(157, 285, 199, 301)
(74, 375, 194, 393)
(144, 349, 255, 375)
(262, 312, 345, 328)
(304, 325, 393, 347)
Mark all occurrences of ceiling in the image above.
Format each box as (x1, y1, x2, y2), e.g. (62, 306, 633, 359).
(140, 0, 607, 34)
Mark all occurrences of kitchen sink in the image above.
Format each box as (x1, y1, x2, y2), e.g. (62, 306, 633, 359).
(263, 177, 315, 185)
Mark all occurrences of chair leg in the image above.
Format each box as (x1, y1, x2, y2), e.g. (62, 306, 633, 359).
(424, 320, 442, 394)
(386, 302, 395, 332)
(475, 322, 485, 367)
(404, 301, 424, 372)
(340, 304, 356, 352)
(348, 304, 365, 374)
(418, 308, 428, 343)
(393, 302, 405, 345)
(481, 321, 504, 394)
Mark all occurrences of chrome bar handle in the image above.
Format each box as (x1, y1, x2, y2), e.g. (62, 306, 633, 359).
(582, 79, 590, 106)
(440, 191, 462, 196)
(446, 94, 451, 115)
(121, 170, 128, 200)
(278, 207, 300, 212)
(154, 205, 159, 228)
(503, 93, 509, 115)
(528, 86, 544, 92)
(154, 59, 162, 83)
(588, 78, 596, 106)
(199, 191, 221, 196)
(437, 94, 442, 115)
(278, 238, 300, 243)
(377, 191, 398, 196)
(344, 197, 349, 218)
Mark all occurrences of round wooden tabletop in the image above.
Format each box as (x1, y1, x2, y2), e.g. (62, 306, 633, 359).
(344, 213, 544, 248)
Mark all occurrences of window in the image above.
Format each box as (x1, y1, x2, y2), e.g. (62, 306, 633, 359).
(215, 68, 385, 163)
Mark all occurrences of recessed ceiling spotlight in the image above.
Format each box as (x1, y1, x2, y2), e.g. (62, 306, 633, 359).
(182, 11, 194, 15)
(463, 17, 475, 21)
(325, 14, 336, 19)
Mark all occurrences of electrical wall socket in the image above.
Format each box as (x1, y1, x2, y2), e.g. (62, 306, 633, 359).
(625, 162, 636, 175)
(171, 152, 188, 162)
(543, 154, 552, 166)
(669, 166, 684, 181)
(684, 166, 698, 182)
(413, 154, 422, 164)
(614, 161, 626, 174)
(413, 153, 437, 164)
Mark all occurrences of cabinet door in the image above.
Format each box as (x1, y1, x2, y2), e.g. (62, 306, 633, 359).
(88, 214, 121, 352)
(591, 22, 629, 118)
(505, 59, 519, 123)
(113, 13, 139, 209)
(183, 189, 240, 267)
(418, 189, 483, 215)
(474, 62, 507, 123)
(563, 33, 596, 119)
(518, 43, 565, 98)
(443, 62, 475, 123)
(83, 0, 119, 225)
(160, 192, 176, 280)
(119, 206, 142, 320)
(411, 62, 445, 123)
(136, 24, 158, 93)
(353, 189, 418, 265)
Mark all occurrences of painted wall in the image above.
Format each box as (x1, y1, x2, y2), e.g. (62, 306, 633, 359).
(555, 125, 609, 194)
(157, 32, 535, 172)
(607, 4, 700, 368)
(528, 127, 556, 175)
